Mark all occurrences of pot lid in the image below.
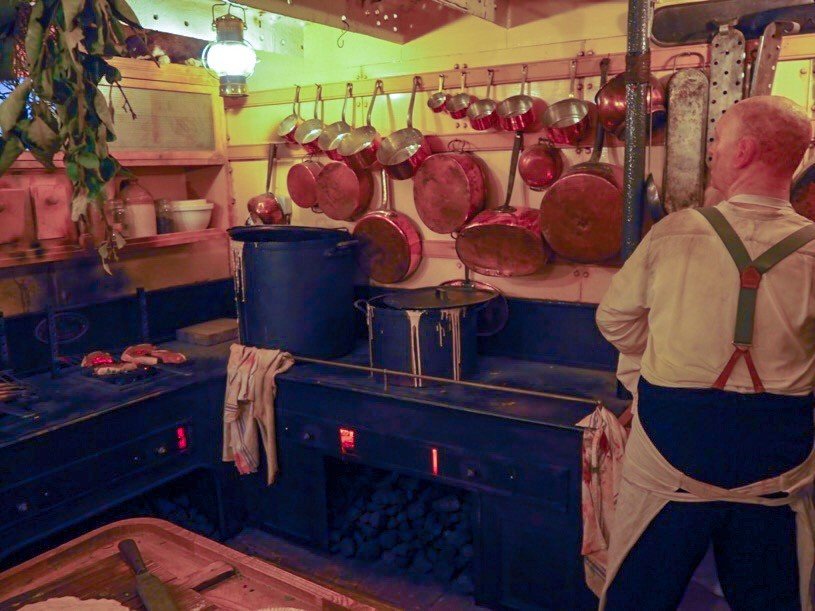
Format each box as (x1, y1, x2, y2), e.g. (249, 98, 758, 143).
(379, 286, 496, 310)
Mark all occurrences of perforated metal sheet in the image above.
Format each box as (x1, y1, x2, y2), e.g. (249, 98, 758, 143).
(705, 26, 746, 165)
(665, 69, 709, 212)
(749, 21, 795, 96)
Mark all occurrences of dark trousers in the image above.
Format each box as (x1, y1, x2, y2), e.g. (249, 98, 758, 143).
(604, 378, 813, 611)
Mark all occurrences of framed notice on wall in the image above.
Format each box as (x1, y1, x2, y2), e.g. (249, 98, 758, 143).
(108, 87, 216, 151)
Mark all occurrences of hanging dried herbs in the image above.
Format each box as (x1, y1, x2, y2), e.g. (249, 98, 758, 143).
(0, 0, 145, 271)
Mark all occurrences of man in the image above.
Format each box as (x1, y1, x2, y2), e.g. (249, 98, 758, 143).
(596, 95, 815, 610)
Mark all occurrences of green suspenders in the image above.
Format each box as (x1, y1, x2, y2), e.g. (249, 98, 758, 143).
(697, 207, 815, 392)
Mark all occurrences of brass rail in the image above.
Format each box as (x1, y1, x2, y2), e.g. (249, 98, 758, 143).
(294, 355, 603, 407)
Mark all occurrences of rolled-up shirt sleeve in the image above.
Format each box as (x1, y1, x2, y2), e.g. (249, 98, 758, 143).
(595, 230, 652, 357)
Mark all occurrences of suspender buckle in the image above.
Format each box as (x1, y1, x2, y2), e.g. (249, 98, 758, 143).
(740, 266, 762, 289)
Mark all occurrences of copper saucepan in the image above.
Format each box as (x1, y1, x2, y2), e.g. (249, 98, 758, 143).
(287, 156, 324, 209)
(353, 169, 423, 284)
(248, 143, 289, 224)
(294, 84, 325, 155)
(318, 83, 354, 162)
(277, 85, 302, 144)
(445, 71, 475, 119)
(315, 161, 374, 221)
(338, 80, 384, 171)
(496, 65, 537, 132)
(427, 73, 449, 114)
(518, 137, 563, 191)
(595, 70, 666, 140)
(540, 58, 624, 263)
(377, 76, 431, 181)
(455, 131, 549, 277)
(467, 69, 499, 131)
(542, 59, 592, 146)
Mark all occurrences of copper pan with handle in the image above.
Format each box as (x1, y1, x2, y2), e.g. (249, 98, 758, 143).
(467, 69, 499, 131)
(427, 73, 449, 113)
(287, 156, 324, 210)
(315, 161, 374, 221)
(353, 169, 422, 284)
(277, 85, 302, 144)
(294, 84, 325, 155)
(377, 76, 431, 180)
(318, 83, 354, 162)
(455, 131, 550, 277)
(445, 71, 475, 119)
(541, 59, 592, 146)
(339, 80, 384, 171)
(496, 65, 537, 132)
(540, 58, 624, 263)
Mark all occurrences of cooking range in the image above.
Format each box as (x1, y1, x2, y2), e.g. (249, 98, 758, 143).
(0, 284, 234, 567)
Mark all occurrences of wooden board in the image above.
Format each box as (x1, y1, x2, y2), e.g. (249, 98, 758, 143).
(176, 319, 238, 346)
(0, 519, 379, 611)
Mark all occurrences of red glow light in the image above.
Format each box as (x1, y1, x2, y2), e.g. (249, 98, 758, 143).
(431, 447, 439, 476)
(176, 426, 188, 451)
(340, 427, 356, 454)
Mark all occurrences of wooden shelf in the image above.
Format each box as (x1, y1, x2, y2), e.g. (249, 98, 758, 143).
(0, 229, 226, 270)
(9, 151, 228, 171)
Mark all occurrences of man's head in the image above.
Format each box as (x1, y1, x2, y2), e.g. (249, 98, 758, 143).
(708, 95, 811, 198)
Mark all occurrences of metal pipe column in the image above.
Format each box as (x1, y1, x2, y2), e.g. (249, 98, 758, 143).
(622, 0, 652, 260)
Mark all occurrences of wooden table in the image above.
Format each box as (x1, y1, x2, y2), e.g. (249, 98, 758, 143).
(0, 518, 379, 610)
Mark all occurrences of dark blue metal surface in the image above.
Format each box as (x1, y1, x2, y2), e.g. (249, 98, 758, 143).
(230, 226, 357, 359)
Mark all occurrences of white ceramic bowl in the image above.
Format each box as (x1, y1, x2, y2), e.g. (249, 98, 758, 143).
(169, 200, 214, 232)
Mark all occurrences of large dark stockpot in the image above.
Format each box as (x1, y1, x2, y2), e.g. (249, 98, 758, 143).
(229, 226, 357, 358)
(356, 286, 494, 387)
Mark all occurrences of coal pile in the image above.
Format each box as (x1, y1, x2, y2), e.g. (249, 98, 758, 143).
(327, 461, 475, 594)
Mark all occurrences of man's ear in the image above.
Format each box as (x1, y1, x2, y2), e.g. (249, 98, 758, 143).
(734, 136, 760, 168)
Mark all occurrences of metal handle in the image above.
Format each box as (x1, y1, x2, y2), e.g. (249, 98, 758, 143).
(567, 59, 577, 99)
(118, 539, 148, 575)
(341, 82, 353, 123)
(324, 239, 358, 257)
(667, 51, 706, 74)
(590, 58, 610, 164)
(380, 167, 391, 212)
(459, 71, 467, 93)
(485, 69, 494, 99)
(500, 131, 523, 211)
(354, 298, 369, 313)
(406, 76, 420, 129)
(366, 80, 383, 127)
(313, 84, 322, 120)
(292, 85, 301, 116)
(266, 143, 277, 194)
(437, 73, 445, 93)
(519, 64, 528, 96)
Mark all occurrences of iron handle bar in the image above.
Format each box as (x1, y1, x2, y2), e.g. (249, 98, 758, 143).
(293, 355, 603, 407)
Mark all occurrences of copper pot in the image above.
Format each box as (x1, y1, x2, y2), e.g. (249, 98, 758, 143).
(414, 150, 486, 234)
(542, 60, 591, 146)
(353, 169, 422, 284)
(596, 71, 666, 139)
(518, 138, 563, 191)
(247, 144, 289, 224)
(315, 161, 374, 221)
(277, 85, 302, 144)
(294, 84, 325, 155)
(445, 71, 475, 119)
(455, 131, 549, 277)
(318, 83, 353, 162)
(467, 69, 499, 131)
(338, 80, 384, 171)
(377, 76, 431, 180)
(496, 65, 537, 132)
(540, 58, 623, 263)
(287, 159, 324, 209)
(427, 73, 449, 113)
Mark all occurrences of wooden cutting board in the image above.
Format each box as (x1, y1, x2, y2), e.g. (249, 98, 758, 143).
(176, 319, 238, 346)
(0, 554, 214, 611)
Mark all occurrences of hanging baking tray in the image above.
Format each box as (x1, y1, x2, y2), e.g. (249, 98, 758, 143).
(705, 24, 747, 166)
(651, 0, 811, 46)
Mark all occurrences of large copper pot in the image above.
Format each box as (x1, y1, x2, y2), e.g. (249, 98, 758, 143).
(413, 149, 486, 234)
(315, 162, 374, 221)
(455, 131, 549, 277)
(540, 58, 623, 263)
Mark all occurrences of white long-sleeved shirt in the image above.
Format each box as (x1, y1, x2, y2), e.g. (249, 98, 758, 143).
(596, 195, 815, 396)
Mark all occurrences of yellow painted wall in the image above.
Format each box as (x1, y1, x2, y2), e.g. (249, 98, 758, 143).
(228, 8, 814, 304)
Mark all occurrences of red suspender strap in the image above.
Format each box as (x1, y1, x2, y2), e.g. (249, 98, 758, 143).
(712, 347, 765, 393)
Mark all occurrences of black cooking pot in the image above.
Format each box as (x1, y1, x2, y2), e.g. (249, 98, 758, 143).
(355, 286, 495, 387)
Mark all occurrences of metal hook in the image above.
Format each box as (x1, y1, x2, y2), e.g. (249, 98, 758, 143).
(520, 64, 528, 95)
(437, 73, 445, 92)
(337, 16, 350, 48)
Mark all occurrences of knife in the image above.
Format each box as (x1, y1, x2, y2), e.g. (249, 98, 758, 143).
(118, 539, 180, 611)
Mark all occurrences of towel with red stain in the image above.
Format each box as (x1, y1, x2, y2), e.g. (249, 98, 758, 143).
(222, 344, 294, 485)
